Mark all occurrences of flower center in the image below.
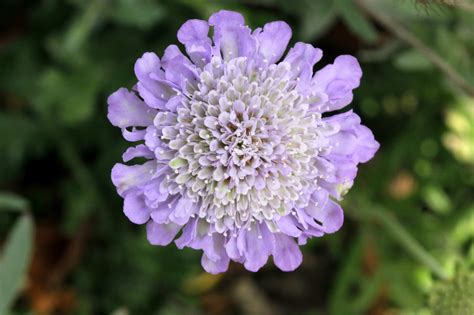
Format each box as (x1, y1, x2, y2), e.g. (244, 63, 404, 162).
(162, 57, 325, 231)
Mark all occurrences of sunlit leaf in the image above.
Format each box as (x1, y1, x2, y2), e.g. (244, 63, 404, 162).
(0, 215, 34, 314)
(0, 193, 29, 212)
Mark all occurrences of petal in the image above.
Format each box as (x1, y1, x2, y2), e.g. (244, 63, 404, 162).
(122, 144, 154, 162)
(208, 10, 245, 30)
(149, 201, 174, 223)
(146, 221, 181, 246)
(324, 111, 379, 163)
(312, 55, 362, 111)
(272, 234, 302, 272)
(165, 95, 184, 112)
(256, 21, 292, 64)
(314, 199, 344, 234)
(225, 235, 245, 262)
(352, 125, 380, 163)
(121, 127, 147, 142)
(284, 42, 323, 75)
(220, 25, 257, 61)
(201, 252, 230, 274)
(107, 88, 155, 128)
(175, 217, 199, 249)
(123, 191, 150, 224)
(240, 223, 274, 272)
(177, 20, 212, 66)
(134, 52, 174, 109)
(276, 215, 302, 237)
(169, 197, 196, 225)
(178, 19, 210, 44)
(161, 46, 199, 90)
(144, 178, 169, 205)
(134, 52, 161, 82)
(209, 10, 256, 61)
(111, 161, 155, 196)
(283, 42, 323, 93)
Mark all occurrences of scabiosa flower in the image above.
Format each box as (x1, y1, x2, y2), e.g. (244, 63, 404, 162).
(107, 10, 379, 273)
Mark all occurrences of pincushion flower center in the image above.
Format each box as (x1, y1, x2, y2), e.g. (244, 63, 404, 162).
(165, 56, 321, 229)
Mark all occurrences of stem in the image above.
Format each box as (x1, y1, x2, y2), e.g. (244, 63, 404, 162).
(371, 207, 448, 280)
(358, 0, 474, 97)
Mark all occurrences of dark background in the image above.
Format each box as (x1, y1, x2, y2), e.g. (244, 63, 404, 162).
(0, 0, 473, 314)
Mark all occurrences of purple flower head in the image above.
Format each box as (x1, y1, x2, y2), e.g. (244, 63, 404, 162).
(107, 10, 379, 273)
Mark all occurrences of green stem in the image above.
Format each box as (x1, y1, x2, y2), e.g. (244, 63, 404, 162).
(367, 206, 448, 280)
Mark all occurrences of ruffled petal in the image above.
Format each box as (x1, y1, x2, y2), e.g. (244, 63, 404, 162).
(240, 223, 274, 272)
(123, 191, 151, 224)
(276, 215, 302, 237)
(121, 128, 147, 142)
(201, 252, 230, 274)
(209, 10, 256, 61)
(225, 235, 245, 262)
(312, 55, 362, 112)
(256, 21, 292, 64)
(177, 19, 212, 66)
(208, 10, 245, 31)
(107, 88, 156, 128)
(169, 197, 197, 225)
(175, 217, 199, 249)
(146, 221, 181, 246)
(314, 199, 344, 234)
(134, 52, 174, 109)
(284, 42, 322, 75)
(272, 234, 302, 271)
(199, 234, 230, 273)
(122, 144, 154, 162)
(178, 19, 210, 44)
(324, 111, 380, 163)
(111, 161, 155, 196)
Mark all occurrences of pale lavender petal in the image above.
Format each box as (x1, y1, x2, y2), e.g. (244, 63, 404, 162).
(312, 55, 362, 111)
(178, 19, 210, 44)
(272, 234, 303, 272)
(169, 197, 196, 225)
(201, 252, 230, 274)
(276, 215, 302, 237)
(111, 161, 155, 196)
(241, 224, 274, 272)
(123, 191, 151, 224)
(177, 20, 212, 66)
(256, 21, 292, 64)
(146, 221, 181, 246)
(122, 144, 154, 162)
(314, 199, 344, 234)
(175, 217, 198, 249)
(134, 53, 172, 109)
(107, 88, 156, 128)
(121, 128, 147, 142)
(208, 10, 244, 30)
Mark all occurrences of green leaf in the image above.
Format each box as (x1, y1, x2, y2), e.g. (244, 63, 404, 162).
(300, 0, 337, 40)
(335, 0, 378, 43)
(108, 0, 165, 29)
(394, 49, 433, 71)
(0, 215, 34, 314)
(0, 193, 29, 212)
(36, 65, 102, 125)
(422, 185, 452, 215)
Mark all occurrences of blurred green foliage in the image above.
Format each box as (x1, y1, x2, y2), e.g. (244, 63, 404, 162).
(0, 0, 473, 314)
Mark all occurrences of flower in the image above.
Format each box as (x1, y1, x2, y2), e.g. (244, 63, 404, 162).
(107, 10, 379, 273)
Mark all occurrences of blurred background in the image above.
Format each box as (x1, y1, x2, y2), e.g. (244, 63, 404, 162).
(0, 0, 473, 314)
